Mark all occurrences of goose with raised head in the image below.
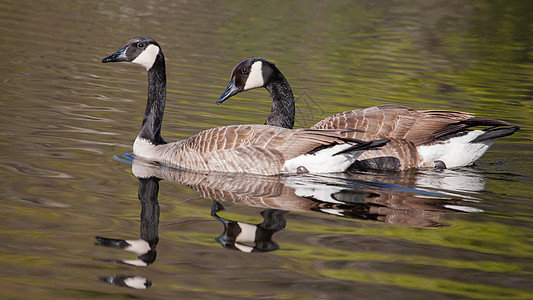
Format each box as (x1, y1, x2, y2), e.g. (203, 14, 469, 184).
(217, 57, 520, 171)
(101, 38, 389, 175)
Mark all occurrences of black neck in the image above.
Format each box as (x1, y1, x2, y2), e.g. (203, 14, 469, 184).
(137, 176, 160, 264)
(139, 53, 167, 144)
(264, 74, 295, 129)
(138, 177, 160, 246)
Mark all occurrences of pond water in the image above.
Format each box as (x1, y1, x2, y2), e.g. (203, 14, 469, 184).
(1, 0, 532, 299)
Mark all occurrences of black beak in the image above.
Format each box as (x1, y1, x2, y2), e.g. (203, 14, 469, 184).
(102, 46, 128, 63)
(216, 79, 242, 105)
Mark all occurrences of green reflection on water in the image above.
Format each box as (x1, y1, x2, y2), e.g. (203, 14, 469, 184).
(213, 0, 533, 143)
(271, 218, 533, 298)
(321, 268, 531, 300)
(286, 219, 533, 257)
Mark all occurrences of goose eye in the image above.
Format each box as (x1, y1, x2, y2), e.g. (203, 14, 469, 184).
(137, 42, 145, 48)
(241, 67, 248, 74)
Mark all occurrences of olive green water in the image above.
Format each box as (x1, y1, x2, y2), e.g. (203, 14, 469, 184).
(1, 0, 532, 299)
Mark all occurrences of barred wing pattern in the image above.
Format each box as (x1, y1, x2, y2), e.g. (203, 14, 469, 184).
(147, 125, 355, 175)
(311, 105, 509, 170)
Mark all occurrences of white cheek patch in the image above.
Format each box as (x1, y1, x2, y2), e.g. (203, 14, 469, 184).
(132, 44, 160, 70)
(124, 239, 151, 255)
(235, 222, 258, 243)
(124, 276, 149, 289)
(243, 61, 264, 90)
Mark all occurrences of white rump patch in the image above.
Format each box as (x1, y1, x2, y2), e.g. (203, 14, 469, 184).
(244, 61, 264, 90)
(417, 130, 495, 168)
(132, 44, 160, 70)
(284, 144, 363, 173)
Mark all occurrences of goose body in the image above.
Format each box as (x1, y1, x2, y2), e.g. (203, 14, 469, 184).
(102, 38, 388, 175)
(217, 57, 520, 170)
(132, 123, 384, 175)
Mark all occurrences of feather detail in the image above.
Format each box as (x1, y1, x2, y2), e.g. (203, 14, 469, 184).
(134, 124, 370, 175)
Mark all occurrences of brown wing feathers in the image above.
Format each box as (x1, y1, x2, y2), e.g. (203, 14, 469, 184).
(312, 104, 512, 146)
(161, 125, 364, 174)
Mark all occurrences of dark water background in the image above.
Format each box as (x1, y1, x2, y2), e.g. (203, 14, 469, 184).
(1, 0, 532, 299)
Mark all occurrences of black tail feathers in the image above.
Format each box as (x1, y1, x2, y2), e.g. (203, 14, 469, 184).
(333, 138, 390, 156)
(470, 126, 520, 143)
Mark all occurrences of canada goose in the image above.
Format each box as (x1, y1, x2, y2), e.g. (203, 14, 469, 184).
(101, 38, 389, 175)
(217, 57, 520, 171)
(95, 175, 160, 267)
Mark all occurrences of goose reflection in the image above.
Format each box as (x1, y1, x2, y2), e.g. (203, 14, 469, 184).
(130, 157, 483, 230)
(95, 156, 486, 288)
(95, 176, 160, 267)
(95, 175, 159, 289)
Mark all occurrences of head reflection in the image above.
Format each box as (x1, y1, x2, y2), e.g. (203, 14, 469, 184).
(211, 201, 288, 252)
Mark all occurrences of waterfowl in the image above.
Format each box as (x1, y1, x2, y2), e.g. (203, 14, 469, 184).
(101, 38, 389, 175)
(217, 57, 520, 171)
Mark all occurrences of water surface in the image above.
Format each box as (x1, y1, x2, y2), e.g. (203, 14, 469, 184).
(1, 0, 532, 299)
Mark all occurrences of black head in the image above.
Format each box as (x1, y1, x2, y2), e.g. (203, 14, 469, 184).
(217, 57, 279, 104)
(102, 37, 162, 70)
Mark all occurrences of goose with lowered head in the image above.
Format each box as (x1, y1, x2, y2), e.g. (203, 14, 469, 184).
(101, 38, 389, 175)
(217, 57, 520, 171)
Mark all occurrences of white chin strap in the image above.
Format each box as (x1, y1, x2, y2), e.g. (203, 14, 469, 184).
(132, 44, 160, 70)
(244, 61, 264, 90)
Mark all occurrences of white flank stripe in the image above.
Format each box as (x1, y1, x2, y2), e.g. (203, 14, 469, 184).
(132, 44, 160, 70)
(284, 144, 363, 173)
(244, 61, 264, 90)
